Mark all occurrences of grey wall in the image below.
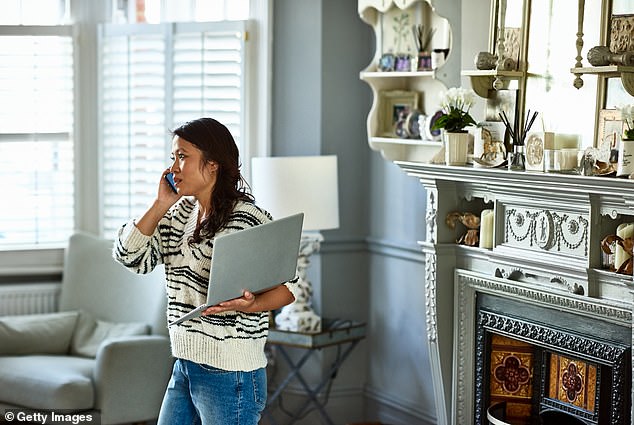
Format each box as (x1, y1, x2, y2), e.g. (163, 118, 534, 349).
(270, 0, 462, 424)
(270, 1, 374, 423)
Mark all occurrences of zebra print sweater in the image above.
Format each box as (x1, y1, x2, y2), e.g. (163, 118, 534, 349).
(113, 197, 300, 371)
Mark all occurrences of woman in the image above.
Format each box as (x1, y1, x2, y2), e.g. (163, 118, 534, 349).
(113, 117, 299, 425)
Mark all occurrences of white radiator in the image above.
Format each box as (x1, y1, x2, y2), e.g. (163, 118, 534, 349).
(0, 283, 61, 316)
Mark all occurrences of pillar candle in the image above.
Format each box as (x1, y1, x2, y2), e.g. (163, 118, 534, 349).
(479, 209, 494, 249)
(615, 222, 634, 272)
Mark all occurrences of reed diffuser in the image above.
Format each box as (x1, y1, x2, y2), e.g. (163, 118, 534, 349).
(412, 24, 435, 70)
(499, 109, 539, 171)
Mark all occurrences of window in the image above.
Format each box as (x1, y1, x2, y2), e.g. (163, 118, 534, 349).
(0, 0, 269, 275)
(99, 20, 247, 238)
(0, 11, 75, 247)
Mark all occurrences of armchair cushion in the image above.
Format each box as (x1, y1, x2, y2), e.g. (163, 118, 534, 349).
(0, 355, 94, 410)
(70, 310, 149, 358)
(0, 311, 79, 355)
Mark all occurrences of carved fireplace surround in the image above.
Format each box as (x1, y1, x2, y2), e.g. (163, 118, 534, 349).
(395, 162, 634, 425)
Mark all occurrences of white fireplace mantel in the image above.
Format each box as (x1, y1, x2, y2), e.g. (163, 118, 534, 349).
(394, 161, 634, 425)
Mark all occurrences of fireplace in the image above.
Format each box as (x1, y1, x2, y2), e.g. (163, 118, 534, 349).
(395, 162, 634, 425)
(475, 292, 631, 424)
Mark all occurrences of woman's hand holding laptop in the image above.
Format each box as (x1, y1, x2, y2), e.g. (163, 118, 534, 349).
(202, 285, 296, 315)
(202, 290, 256, 315)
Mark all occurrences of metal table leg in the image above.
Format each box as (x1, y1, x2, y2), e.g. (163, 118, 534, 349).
(264, 340, 361, 425)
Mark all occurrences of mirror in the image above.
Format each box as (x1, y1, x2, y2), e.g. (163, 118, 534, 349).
(605, 0, 634, 108)
(492, 0, 523, 70)
(613, 0, 634, 14)
(515, 0, 600, 149)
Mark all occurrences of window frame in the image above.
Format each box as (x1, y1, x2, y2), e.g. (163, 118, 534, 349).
(0, 23, 78, 278)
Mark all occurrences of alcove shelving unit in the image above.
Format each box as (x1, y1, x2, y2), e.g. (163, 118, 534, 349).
(358, 0, 449, 162)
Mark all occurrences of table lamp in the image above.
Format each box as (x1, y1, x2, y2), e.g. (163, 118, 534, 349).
(251, 155, 339, 333)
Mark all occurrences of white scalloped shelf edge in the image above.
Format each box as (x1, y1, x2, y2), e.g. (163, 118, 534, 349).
(370, 136, 441, 145)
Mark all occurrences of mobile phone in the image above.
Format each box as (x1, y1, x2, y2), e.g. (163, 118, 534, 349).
(164, 172, 178, 193)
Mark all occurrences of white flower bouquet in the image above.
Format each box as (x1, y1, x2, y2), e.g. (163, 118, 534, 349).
(432, 87, 477, 133)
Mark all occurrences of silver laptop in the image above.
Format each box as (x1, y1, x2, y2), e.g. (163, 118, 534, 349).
(169, 213, 304, 326)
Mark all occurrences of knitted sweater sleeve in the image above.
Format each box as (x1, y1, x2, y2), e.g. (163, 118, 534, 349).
(113, 215, 168, 275)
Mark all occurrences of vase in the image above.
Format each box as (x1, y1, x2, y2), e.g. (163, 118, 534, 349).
(508, 144, 526, 171)
(444, 131, 470, 166)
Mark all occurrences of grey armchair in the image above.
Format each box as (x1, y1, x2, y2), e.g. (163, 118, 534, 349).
(0, 232, 173, 424)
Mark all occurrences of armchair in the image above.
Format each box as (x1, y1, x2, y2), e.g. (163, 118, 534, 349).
(0, 232, 173, 424)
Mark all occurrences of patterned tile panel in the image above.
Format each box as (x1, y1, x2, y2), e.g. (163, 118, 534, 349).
(548, 353, 597, 413)
(489, 334, 535, 422)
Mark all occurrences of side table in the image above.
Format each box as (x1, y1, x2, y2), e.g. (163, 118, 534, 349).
(263, 320, 367, 425)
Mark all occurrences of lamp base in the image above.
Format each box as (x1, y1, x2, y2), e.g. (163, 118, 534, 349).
(274, 233, 323, 333)
(275, 308, 321, 333)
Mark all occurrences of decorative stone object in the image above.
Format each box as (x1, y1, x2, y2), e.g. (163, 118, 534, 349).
(587, 45, 634, 66)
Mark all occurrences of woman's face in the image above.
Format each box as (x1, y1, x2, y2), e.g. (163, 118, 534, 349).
(169, 135, 217, 199)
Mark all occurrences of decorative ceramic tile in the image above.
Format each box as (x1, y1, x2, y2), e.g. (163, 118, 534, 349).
(489, 334, 534, 422)
(548, 354, 597, 413)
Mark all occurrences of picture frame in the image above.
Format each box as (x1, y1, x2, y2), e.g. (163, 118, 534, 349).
(380, 4, 421, 57)
(379, 90, 420, 137)
(596, 109, 625, 150)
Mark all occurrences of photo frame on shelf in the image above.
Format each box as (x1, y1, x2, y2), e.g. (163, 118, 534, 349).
(379, 90, 420, 137)
(380, 3, 421, 57)
(597, 109, 625, 151)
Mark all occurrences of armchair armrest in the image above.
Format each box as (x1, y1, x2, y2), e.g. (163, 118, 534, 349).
(94, 335, 173, 424)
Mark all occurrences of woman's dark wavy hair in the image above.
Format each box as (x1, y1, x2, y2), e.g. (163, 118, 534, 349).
(172, 117, 254, 243)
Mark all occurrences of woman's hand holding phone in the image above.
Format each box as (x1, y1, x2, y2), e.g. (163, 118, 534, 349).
(164, 172, 178, 193)
(134, 170, 181, 236)
(158, 170, 181, 207)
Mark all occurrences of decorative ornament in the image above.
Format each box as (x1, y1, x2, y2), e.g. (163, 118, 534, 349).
(446, 211, 481, 246)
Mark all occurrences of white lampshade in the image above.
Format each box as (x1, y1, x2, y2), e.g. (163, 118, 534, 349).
(251, 155, 339, 231)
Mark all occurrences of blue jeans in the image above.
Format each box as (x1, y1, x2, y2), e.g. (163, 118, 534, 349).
(157, 359, 267, 425)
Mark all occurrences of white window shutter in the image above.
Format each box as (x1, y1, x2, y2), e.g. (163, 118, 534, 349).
(100, 27, 167, 235)
(99, 21, 246, 238)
